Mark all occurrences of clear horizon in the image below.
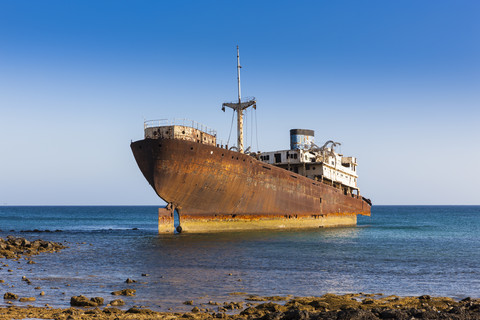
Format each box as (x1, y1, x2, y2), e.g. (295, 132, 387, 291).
(1, 1, 479, 205)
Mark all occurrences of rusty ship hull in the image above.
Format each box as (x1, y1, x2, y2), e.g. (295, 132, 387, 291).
(131, 137, 371, 232)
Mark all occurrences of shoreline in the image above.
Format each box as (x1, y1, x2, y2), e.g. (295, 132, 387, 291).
(1, 293, 480, 319)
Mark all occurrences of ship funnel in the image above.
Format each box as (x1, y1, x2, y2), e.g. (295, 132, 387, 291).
(290, 129, 314, 150)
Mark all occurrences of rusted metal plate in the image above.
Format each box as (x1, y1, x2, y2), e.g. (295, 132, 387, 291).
(131, 138, 371, 221)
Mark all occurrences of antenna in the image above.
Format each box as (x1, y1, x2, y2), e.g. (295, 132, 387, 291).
(222, 46, 256, 153)
(237, 45, 241, 105)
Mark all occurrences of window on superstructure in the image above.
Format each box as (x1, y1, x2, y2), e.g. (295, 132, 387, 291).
(274, 153, 282, 163)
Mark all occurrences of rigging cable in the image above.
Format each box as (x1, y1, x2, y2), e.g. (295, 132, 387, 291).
(250, 104, 253, 149)
(255, 107, 259, 152)
(226, 109, 235, 145)
(244, 108, 248, 149)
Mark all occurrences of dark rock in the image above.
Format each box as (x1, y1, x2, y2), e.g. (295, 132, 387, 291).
(111, 288, 136, 296)
(418, 295, 431, 300)
(142, 273, 150, 277)
(362, 298, 375, 305)
(19, 297, 36, 302)
(126, 307, 154, 314)
(240, 307, 259, 315)
(337, 308, 378, 320)
(84, 307, 102, 315)
(109, 299, 125, 306)
(379, 309, 410, 319)
(256, 302, 288, 313)
(223, 301, 244, 310)
(103, 307, 123, 314)
(192, 306, 200, 313)
(3, 292, 18, 300)
(282, 309, 311, 320)
(125, 278, 136, 283)
(308, 300, 329, 310)
(90, 297, 104, 305)
(258, 311, 284, 320)
(184, 300, 194, 305)
(70, 295, 98, 307)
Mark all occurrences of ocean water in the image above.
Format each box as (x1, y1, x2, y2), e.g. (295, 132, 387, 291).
(0, 205, 479, 311)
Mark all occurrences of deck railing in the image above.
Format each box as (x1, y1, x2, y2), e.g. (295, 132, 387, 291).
(144, 118, 217, 136)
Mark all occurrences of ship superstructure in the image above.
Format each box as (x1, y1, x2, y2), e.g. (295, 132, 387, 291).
(259, 129, 363, 199)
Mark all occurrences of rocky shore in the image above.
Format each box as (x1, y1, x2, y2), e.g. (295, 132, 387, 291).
(1, 293, 480, 319)
(0, 236, 66, 259)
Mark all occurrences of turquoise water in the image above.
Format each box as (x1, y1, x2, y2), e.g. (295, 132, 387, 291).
(0, 205, 479, 310)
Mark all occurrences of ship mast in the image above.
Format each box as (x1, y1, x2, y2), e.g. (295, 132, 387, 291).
(222, 46, 256, 153)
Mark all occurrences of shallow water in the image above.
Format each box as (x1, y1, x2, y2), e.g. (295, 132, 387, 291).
(0, 205, 479, 311)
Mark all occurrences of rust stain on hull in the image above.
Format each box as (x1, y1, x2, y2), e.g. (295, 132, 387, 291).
(131, 138, 370, 232)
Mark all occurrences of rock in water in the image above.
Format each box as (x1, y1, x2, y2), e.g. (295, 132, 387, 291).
(19, 297, 36, 302)
(111, 289, 136, 296)
(3, 292, 18, 300)
(70, 295, 98, 307)
(109, 299, 125, 306)
(90, 297, 104, 305)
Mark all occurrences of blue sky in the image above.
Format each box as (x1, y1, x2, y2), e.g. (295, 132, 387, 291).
(0, 1, 479, 205)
